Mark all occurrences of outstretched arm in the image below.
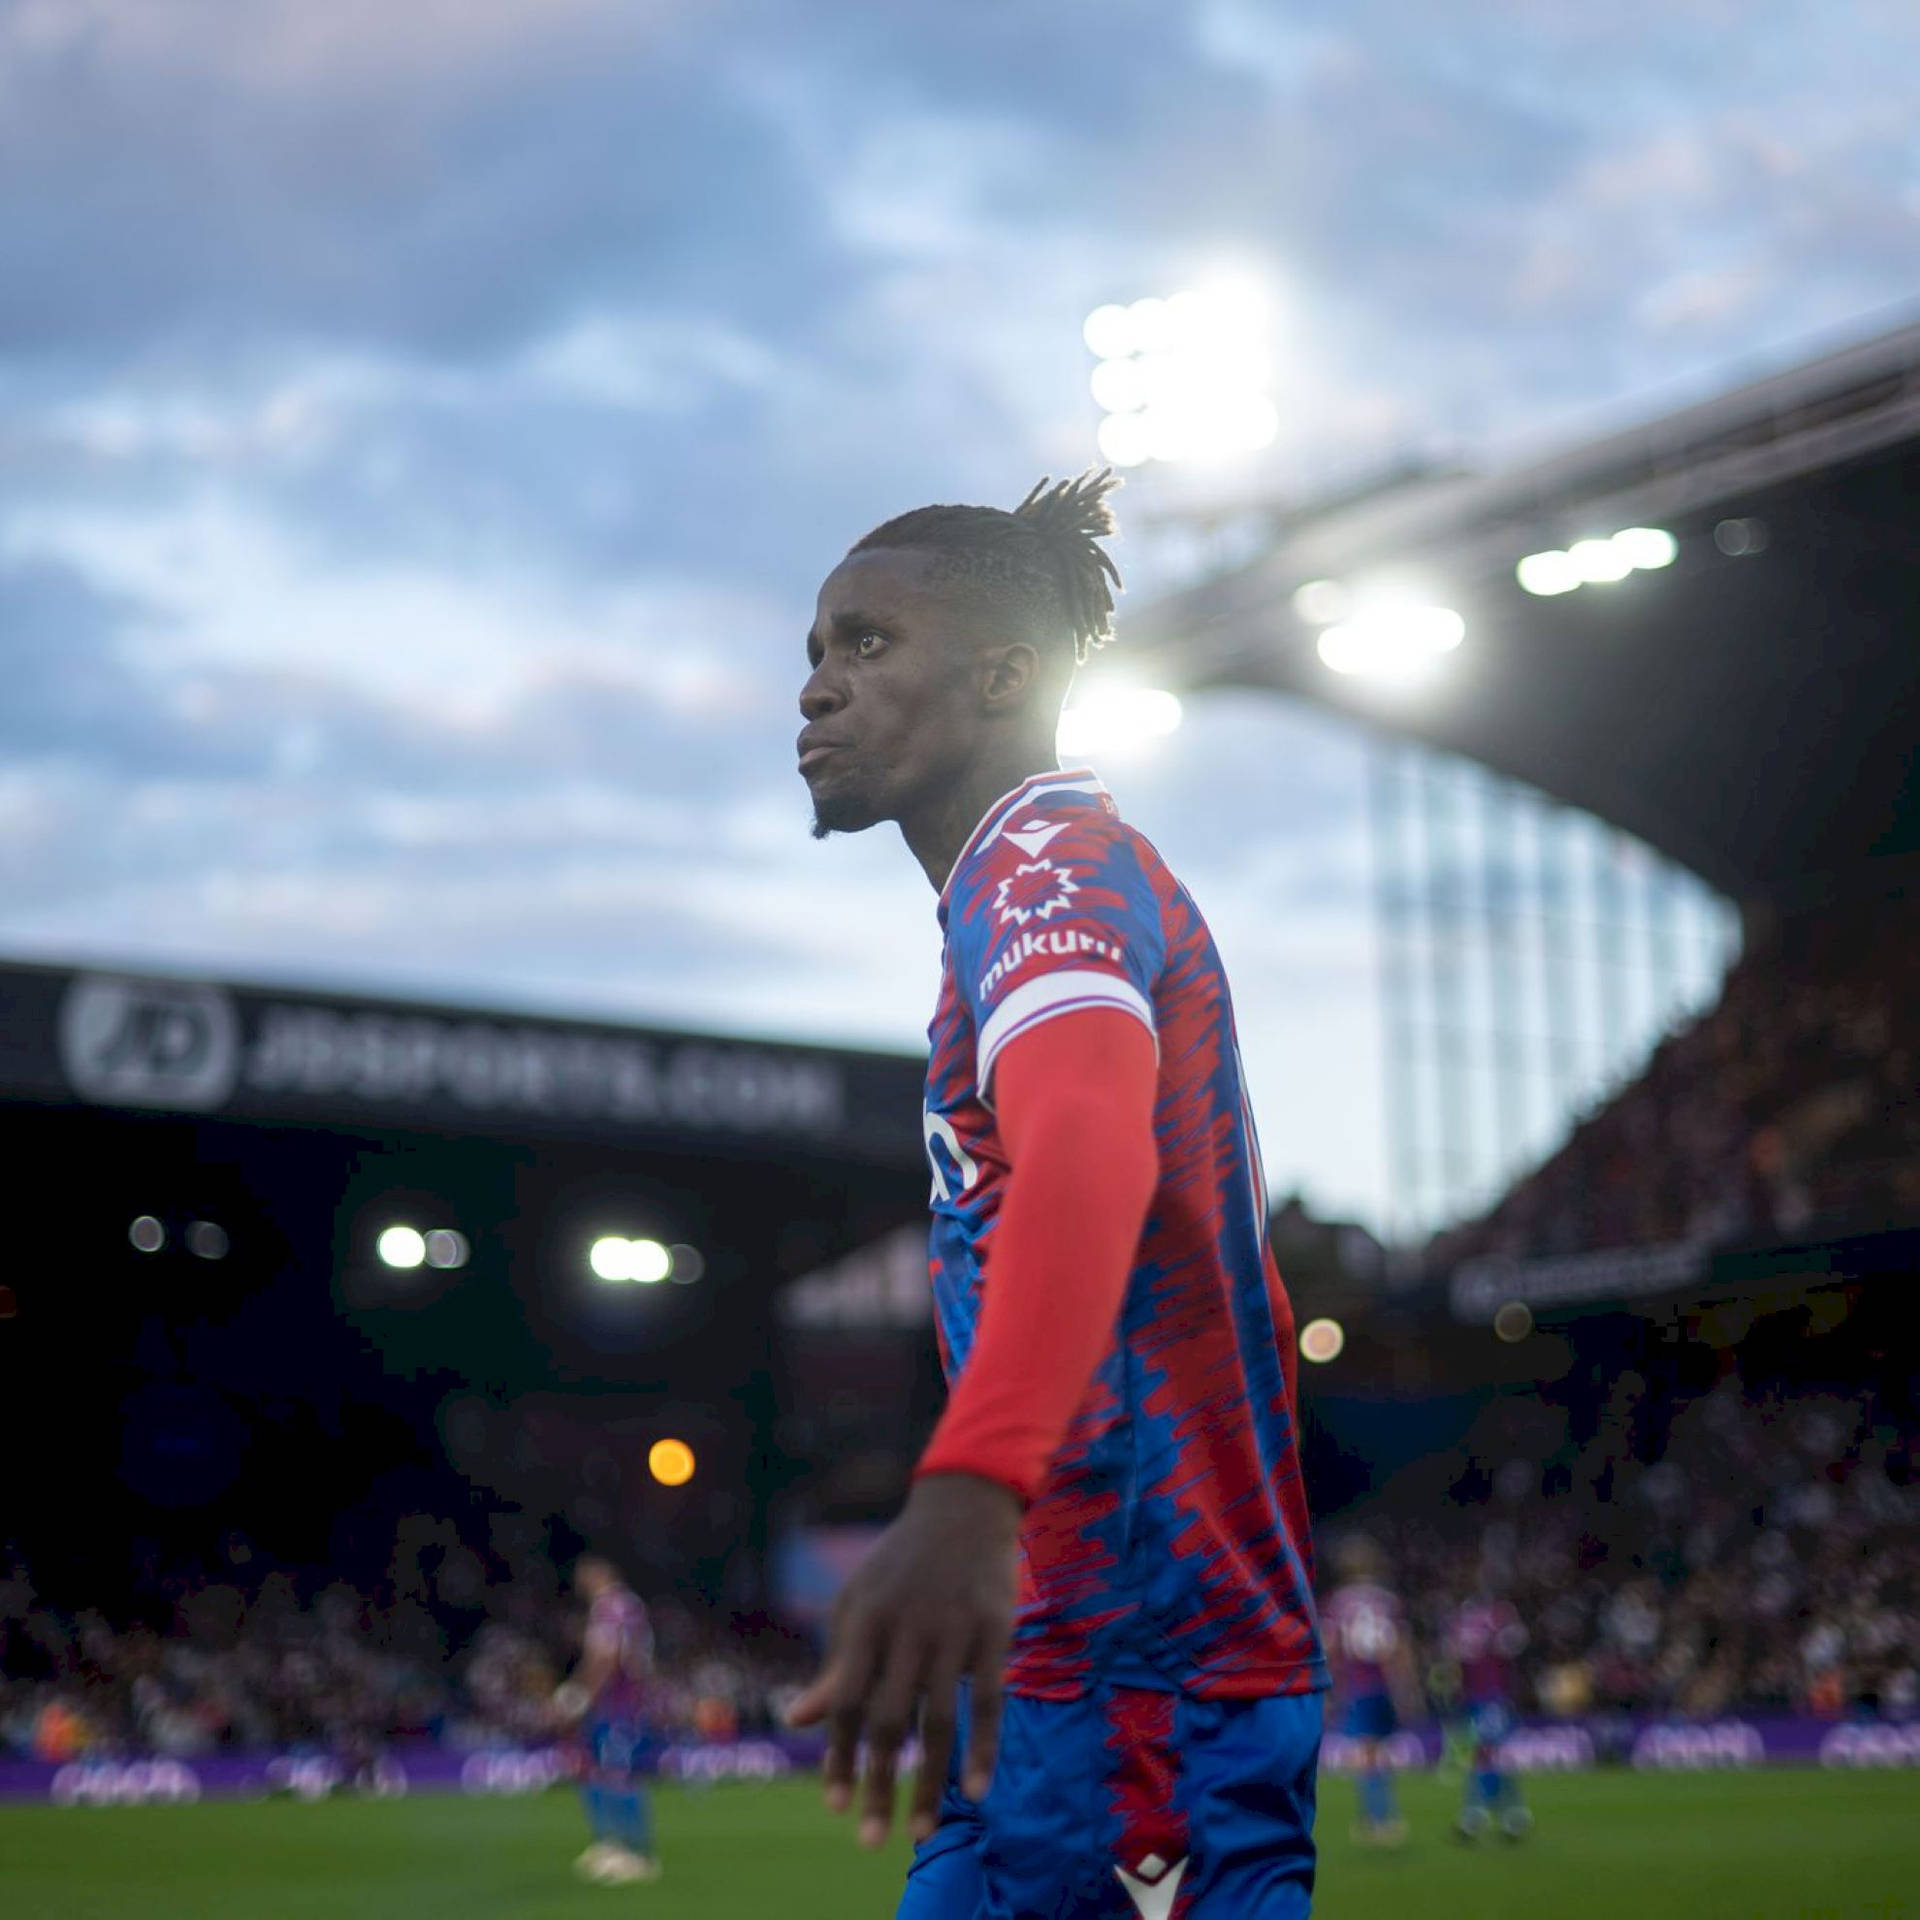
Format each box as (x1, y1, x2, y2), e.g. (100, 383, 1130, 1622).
(786, 1008, 1158, 1846)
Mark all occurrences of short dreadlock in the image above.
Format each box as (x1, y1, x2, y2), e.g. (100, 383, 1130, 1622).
(849, 470, 1122, 665)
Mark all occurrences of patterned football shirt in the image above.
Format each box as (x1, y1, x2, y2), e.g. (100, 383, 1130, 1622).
(924, 768, 1325, 1701)
(586, 1585, 654, 1719)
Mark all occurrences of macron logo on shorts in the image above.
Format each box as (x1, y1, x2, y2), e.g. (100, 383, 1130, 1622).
(1115, 1853, 1187, 1920)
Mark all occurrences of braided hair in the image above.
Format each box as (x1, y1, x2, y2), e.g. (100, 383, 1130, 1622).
(849, 469, 1122, 665)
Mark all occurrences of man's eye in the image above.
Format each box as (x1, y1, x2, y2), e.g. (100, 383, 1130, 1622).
(854, 631, 888, 658)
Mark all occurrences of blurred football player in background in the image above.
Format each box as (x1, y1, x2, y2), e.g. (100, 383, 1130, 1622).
(1443, 1584, 1533, 1842)
(1322, 1537, 1422, 1848)
(552, 1555, 659, 1885)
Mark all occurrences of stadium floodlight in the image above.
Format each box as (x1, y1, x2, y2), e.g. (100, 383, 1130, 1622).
(1521, 527, 1678, 596)
(648, 1437, 696, 1487)
(1299, 1317, 1345, 1364)
(1568, 537, 1632, 584)
(588, 1235, 629, 1282)
(129, 1215, 166, 1254)
(588, 1235, 672, 1284)
(376, 1225, 427, 1270)
(1081, 303, 1136, 361)
(423, 1228, 470, 1271)
(1290, 578, 1351, 626)
(1515, 550, 1582, 597)
(1084, 282, 1278, 467)
(1316, 605, 1465, 682)
(1612, 526, 1677, 570)
(1056, 686, 1183, 758)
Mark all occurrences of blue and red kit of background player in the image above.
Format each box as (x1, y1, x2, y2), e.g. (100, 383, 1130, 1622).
(900, 770, 1327, 1919)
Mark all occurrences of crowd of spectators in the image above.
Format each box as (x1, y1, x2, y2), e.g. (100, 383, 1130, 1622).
(0, 1510, 813, 1765)
(1433, 889, 1919, 1265)
(1338, 1371, 1920, 1724)
(12, 1368, 1914, 1764)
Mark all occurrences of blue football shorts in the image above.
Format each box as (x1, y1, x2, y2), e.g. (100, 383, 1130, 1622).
(1338, 1693, 1397, 1743)
(897, 1681, 1322, 1919)
(584, 1712, 649, 1784)
(1465, 1701, 1514, 1754)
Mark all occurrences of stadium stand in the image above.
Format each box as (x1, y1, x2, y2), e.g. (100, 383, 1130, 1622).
(1430, 884, 1919, 1265)
(1334, 1365, 1919, 1724)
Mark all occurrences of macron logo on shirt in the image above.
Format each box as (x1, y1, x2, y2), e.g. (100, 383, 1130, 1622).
(1002, 817, 1069, 857)
(1115, 1855, 1187, 1920)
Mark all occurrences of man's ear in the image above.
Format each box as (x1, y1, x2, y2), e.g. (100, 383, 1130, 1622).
(981, 642, 1042, 711)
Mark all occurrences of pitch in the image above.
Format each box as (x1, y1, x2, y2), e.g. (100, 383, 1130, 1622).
(3, 1770, 1915, 1919)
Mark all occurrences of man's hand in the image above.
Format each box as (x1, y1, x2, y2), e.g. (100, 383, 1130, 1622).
(785, 1472, 1020, 1848)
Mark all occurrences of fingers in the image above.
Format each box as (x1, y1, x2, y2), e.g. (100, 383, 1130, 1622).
(822, 1701, 862, 1814)
(960, 1655, 1003, 1804)
(858, 1628, 928, 1848)
(782, 1667, 836, 1729)
(791, 1603, 884, 1816)
(909, 1647, 965, 1844)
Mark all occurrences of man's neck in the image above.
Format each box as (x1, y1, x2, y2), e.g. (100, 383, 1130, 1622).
(900, 743, 1060, 892)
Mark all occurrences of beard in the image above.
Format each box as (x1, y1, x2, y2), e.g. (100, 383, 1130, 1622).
(806, 766, 887, 840)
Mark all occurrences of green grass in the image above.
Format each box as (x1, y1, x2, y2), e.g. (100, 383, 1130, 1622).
(0, 1770, 1915, 1919)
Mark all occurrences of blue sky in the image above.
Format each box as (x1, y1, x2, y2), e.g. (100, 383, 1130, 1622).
(4, 0, 1919, 1225)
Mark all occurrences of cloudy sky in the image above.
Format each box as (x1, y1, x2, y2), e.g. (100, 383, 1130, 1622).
(4, 0, 1919, 1226)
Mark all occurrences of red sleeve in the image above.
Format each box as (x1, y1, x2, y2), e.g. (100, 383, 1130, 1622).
(913, 1008, 1158, 1505)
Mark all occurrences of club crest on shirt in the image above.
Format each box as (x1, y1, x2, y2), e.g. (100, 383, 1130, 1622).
(992, 859, 1079, 928)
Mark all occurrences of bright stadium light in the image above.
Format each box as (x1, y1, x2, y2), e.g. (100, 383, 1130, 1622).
(589, 1235, 672, 1284)
(1612, 526, 1678, 570)
(1290, 578, 1351, 626)
(1516, 550, 1582, 597)
(377, 1225, 427, 1270)
(1520, 527, 1677, 596)
(589, 1235, 631, 1281)
(1316, 605, 1465, 682)
(1083, 282, 1278, 466)
(1300, 1317, 1345, 1364)
(1057, 686, 1183, 758)
(627, 1238, 671, 1283)
(1568, 537, 1632, 584)
(1081, 303, 1135, 360)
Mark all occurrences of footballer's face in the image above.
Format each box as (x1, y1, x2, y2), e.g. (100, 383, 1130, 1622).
(798, 547, 991, 838)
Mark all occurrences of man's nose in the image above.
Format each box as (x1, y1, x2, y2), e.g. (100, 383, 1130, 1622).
(799, 665, 843, 721)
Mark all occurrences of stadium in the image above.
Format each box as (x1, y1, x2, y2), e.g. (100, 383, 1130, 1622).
(5, 13, 1919, 1920)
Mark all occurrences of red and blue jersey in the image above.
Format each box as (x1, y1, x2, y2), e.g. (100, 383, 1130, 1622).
(1322, 1581, 1405, 1704)
(925, 769, 1325, 1702)
(586, 1586, 654, 1720)
(1444, 1597, 1524, 1706)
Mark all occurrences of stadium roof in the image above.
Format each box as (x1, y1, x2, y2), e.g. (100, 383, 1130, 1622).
(1119, 316, 1920, 906)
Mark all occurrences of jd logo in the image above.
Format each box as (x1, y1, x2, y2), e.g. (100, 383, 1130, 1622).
(58, 974, 241, 1112)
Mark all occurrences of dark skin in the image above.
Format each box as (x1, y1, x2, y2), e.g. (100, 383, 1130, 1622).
(787, 544, 1069, 1846)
